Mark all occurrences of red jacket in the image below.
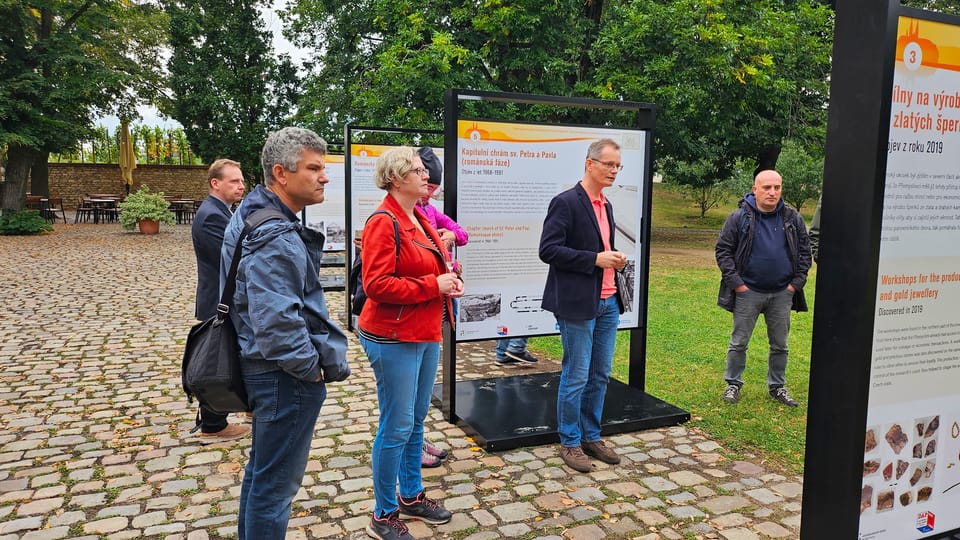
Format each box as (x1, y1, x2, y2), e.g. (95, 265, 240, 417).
(357, 194, 452, 341)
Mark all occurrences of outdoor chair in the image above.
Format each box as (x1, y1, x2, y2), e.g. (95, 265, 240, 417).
(75, 198, 95, 223)
(25, 195, 43, 212)
(100, 200, 120, 223)
(46, 197, 67, 223)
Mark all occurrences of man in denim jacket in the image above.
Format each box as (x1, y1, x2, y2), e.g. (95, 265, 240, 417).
(220, 127, 350, 539)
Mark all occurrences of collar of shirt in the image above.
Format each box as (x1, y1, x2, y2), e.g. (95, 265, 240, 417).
(589, 191, 607, 207)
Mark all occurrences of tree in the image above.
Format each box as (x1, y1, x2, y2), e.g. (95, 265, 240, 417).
(901, 0, 960, 15)
(162, 0, 298, 184)
(284, 0, 833, 185)
(776, 139, 823, 212)
(282, 0, 602, 140)
(0, 0, 167, 210)
(663, 157, 742, 219)
(590, 0, 833, 197)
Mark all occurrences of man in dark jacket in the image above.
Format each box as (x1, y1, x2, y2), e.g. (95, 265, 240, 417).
(220, 127, 350, 540)
(715, 169, 811, 407)
(540, 138, 627, 473)
(189, 158, 249, 440)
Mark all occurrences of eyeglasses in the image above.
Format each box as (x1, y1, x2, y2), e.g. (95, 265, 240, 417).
(410, 167, 429, 176)
(589, 158, 624, 172)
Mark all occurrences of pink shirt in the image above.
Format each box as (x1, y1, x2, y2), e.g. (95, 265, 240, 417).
(590, 191, 617, 299)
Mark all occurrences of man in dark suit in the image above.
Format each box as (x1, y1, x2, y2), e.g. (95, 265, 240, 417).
(539, 138, 627, 473)
(190, 158, 250, 440)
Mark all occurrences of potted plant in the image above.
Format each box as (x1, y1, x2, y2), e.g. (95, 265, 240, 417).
(119, 186, 175, 234)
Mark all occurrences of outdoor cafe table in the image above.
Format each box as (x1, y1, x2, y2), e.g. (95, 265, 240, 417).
(169, 200, 195, 224)
(88, 199, 117, 224)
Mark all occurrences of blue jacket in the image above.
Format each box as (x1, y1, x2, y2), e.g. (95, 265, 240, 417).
(191, 195, 231, 321)
(220, 185, 350, 382)
(539, 183, 624, 321)
(715, 193, 811, 313)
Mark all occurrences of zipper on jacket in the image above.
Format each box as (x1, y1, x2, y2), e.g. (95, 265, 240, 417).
(396, 306, 405, 321)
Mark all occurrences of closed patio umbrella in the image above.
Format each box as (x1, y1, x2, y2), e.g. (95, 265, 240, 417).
(119, 120, 137, 195)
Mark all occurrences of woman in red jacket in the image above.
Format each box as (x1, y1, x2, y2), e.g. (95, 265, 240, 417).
(358, 146, 463, 540)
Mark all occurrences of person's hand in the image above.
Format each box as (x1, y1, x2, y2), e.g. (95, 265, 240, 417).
(735, 285, 749, 293)
(437, 228, 456, 248)
(596, 250, 627, 270)
(438, 272, 464, 298)
(786, 284, 795, 293)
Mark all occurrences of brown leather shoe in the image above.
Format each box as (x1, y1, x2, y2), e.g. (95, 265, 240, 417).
(200, 424, 250, 441)
(559, 445, 593, 472)
(581, 439, 620, 464)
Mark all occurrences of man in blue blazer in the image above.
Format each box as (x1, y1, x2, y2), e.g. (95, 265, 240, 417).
(190, 158, 250, 440)
(539, 138, 627, 473)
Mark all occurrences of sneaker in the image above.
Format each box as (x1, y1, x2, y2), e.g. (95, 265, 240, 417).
(200, 423, 250, 440)
(495, 355, 519, 366)
(505, 350, 540, 363)
(423, 441, 448, 460)
(421, 452, 442, 468)
(398, 490, 452, 524)
(722, 384, 741, 404)
(581, 439, 620, 464)
(770, 387, 799, 407)
(559, 445, 593, 473)
(366, 510, 413, 540)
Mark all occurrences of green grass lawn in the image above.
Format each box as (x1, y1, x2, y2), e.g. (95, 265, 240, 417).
(528, 183, 817, 475)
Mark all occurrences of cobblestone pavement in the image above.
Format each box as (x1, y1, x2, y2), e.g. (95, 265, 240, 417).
(0, 224, 803, 539)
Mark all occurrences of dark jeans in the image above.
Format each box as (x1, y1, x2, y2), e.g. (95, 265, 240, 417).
(238, 370, 327, 540)
(199, 406, 228, 433)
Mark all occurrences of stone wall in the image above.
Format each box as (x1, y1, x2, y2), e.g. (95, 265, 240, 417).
(42, 163, 208, 209)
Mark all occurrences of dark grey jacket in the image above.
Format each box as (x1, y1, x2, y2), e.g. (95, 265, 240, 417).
(715, 195, 811, 313)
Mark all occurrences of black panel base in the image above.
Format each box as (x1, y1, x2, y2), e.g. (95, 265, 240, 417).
(433, 372, 690, 452)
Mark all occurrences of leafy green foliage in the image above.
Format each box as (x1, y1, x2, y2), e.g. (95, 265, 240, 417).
(776, 140, 824, 212)
(286, 0, 833, 211)
(0, 0, 167, 210)
(162, 0, 298, 183)
(0, 210, 54, 235)
(119, 186, 176, 231)
(51, 125, 201, 165)
(901, 0, 960, 15)
(283, 0, 603, 139)
(591, 0, 833, 188)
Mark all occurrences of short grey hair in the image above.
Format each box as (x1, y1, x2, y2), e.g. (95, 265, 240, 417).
(374, 146, 417, 190)
(586, 138, 620, 160)
(261, 127, 327, 185)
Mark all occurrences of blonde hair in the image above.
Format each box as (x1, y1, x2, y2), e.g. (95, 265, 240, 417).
(207, 158, 241, 186)
(374, 146, 416, 190)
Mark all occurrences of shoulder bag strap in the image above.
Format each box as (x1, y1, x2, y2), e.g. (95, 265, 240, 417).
(216, 208, 290, 320)
(365, 209, 400, 264)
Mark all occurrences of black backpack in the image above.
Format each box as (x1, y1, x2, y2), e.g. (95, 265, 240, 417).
(350, 210, 399, 317)
(182, 208, 288, 424)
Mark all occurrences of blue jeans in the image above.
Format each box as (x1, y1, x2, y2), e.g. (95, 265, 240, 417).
(495, 337, 528, 359)
(725, 288, 793, 389)
(556, 296, 620, 447)
(238, 370, 327, 540)
(360, 337, 439, 516)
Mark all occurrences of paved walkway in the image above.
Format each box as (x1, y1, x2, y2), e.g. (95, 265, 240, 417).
(0, 224, 803, 539)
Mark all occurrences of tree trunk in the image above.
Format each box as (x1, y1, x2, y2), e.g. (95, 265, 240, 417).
(31, 153, 50, 198)
(754, 144, 782, 177)
(0, 144, 43, 212)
